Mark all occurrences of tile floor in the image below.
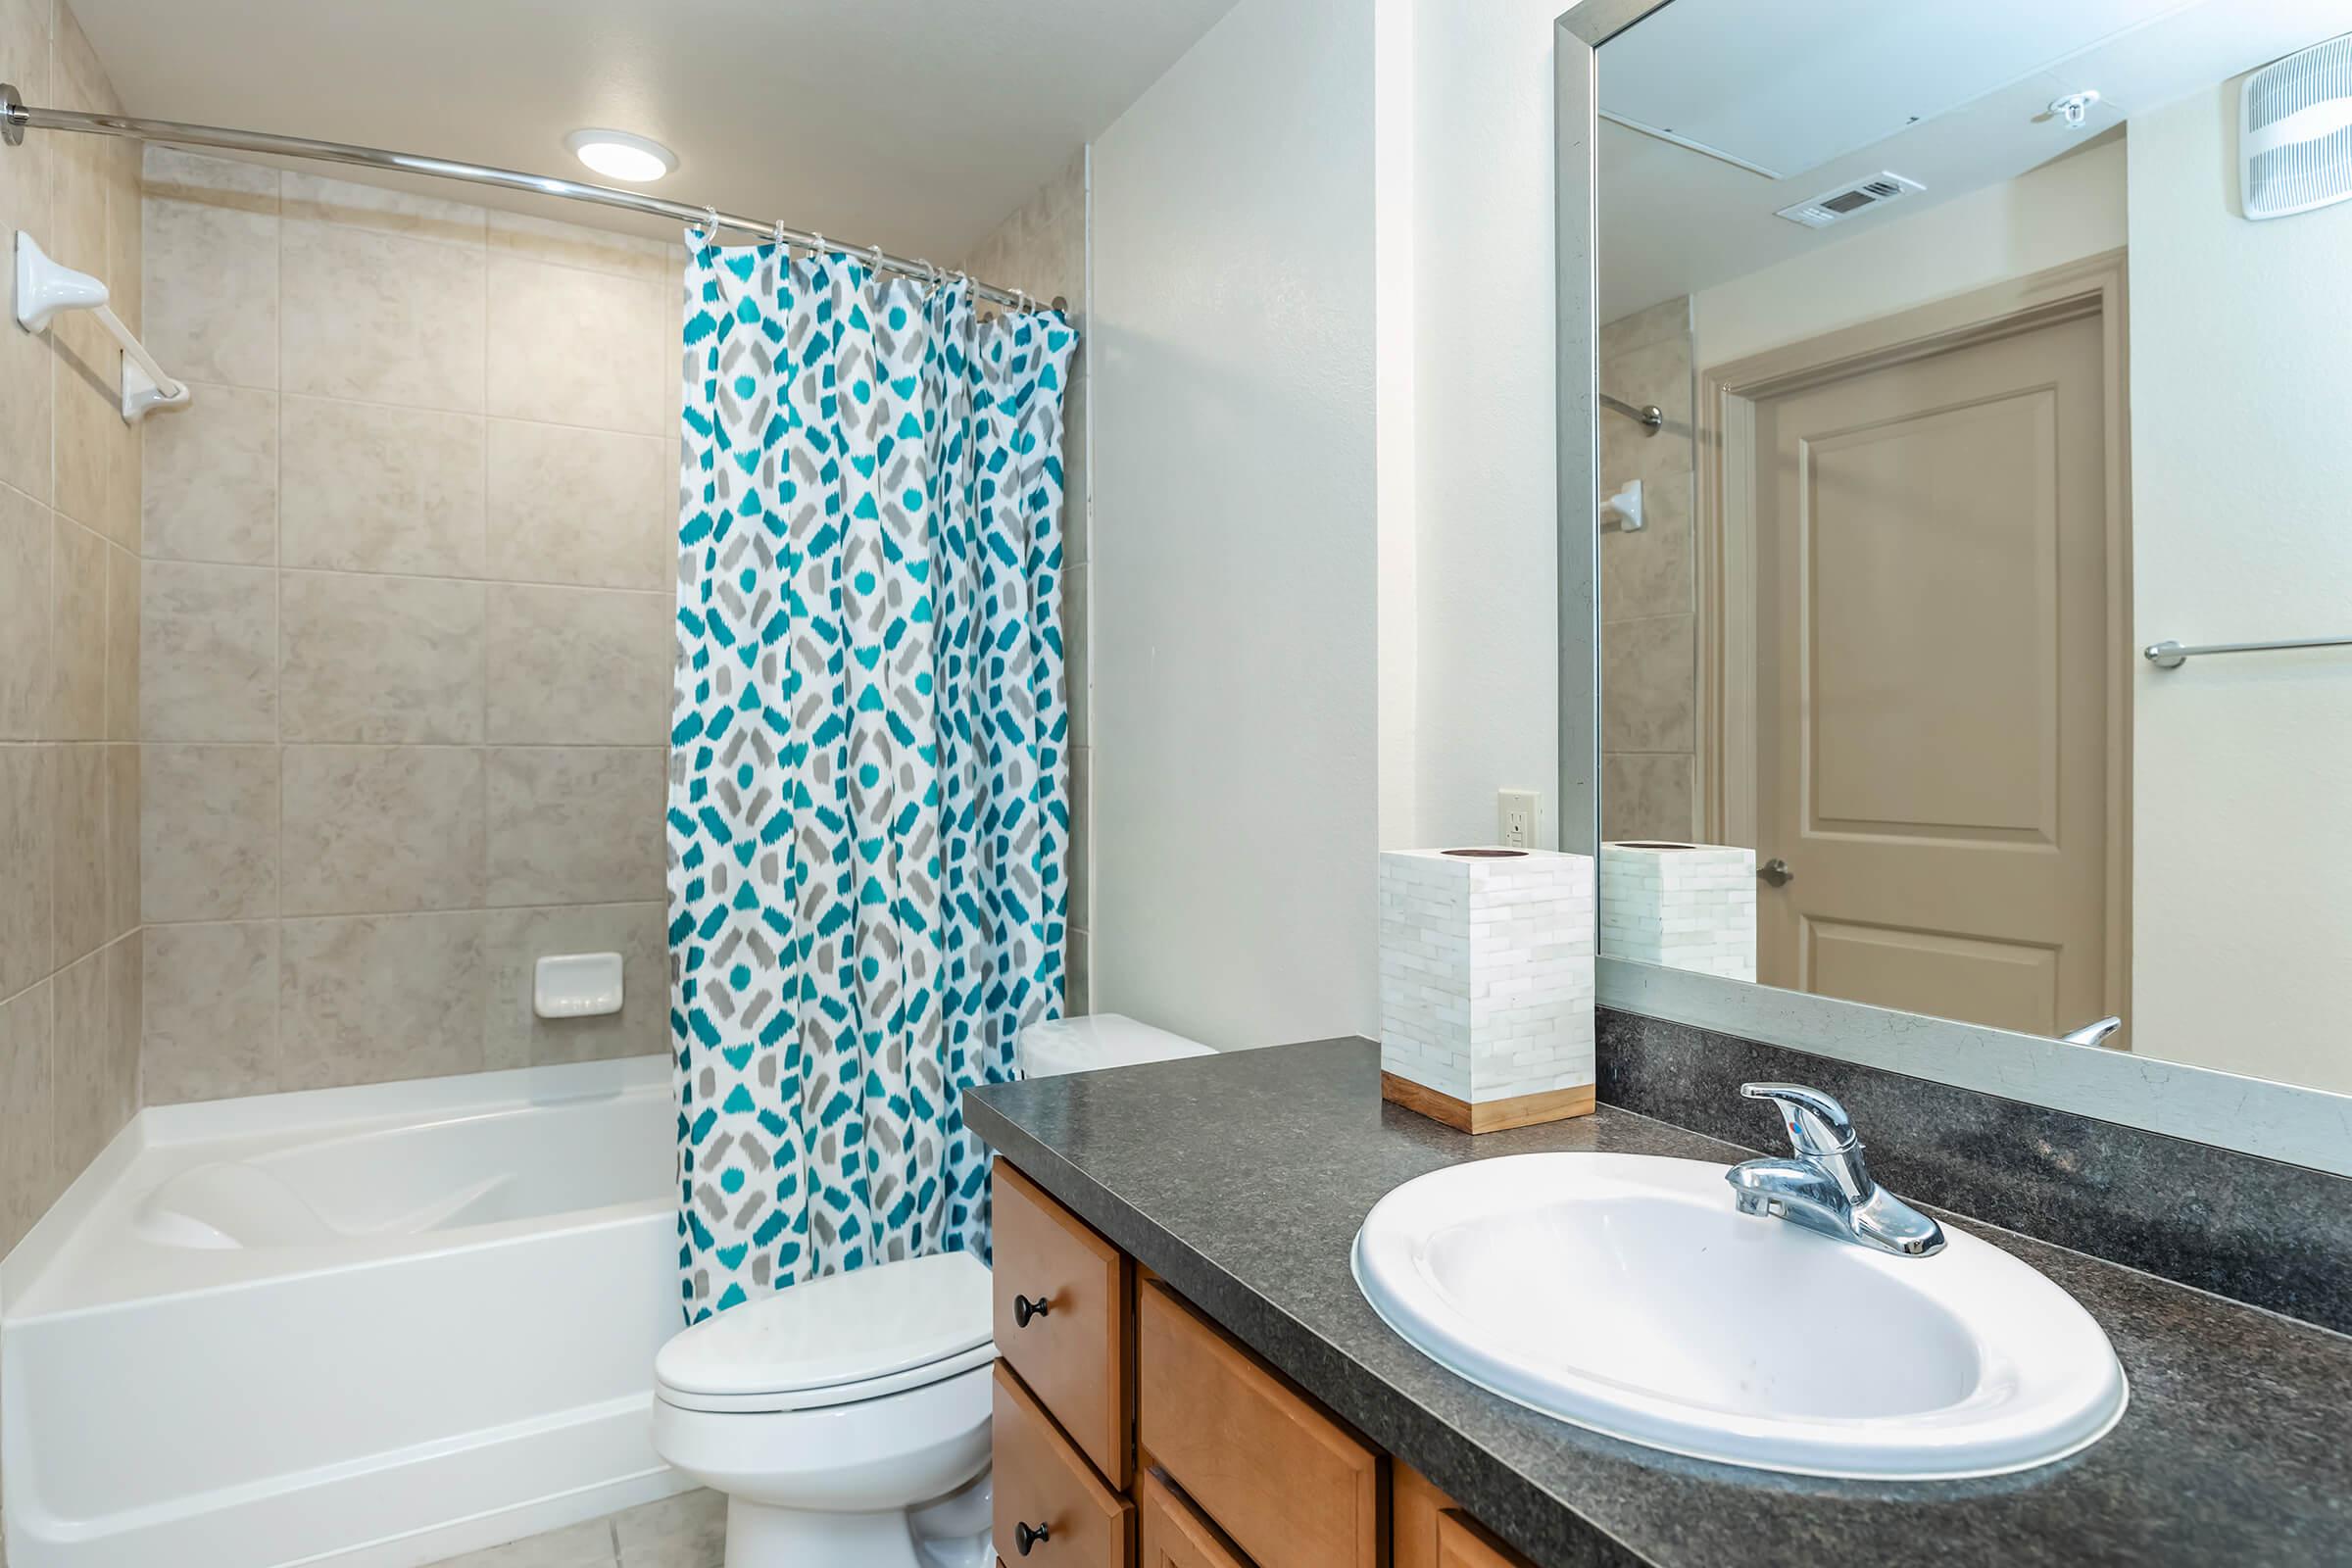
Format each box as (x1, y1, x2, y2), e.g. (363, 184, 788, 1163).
(427, 1489, 724, 1568)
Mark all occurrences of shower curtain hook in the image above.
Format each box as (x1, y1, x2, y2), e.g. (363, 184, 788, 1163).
(770, 218, 788, 248)
(699, 207, 721, 246)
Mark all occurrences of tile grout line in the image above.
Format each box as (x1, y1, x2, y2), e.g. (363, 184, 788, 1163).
(148, 740, 668, 753)
(148, 559, 673, 602)
(42, 8, 62, 1184)
(41, 6, 68, 1201)
(480, 242, 492, 928)
(210, 193, 672, 286)
(143, 898, 666, 930)
(271, 162, 287, 1091)
(122, 113, 148, 1117)
(181, 377, 674, 444)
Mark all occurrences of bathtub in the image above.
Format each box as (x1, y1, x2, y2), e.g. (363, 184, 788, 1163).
(0, 1055, 691, 1568)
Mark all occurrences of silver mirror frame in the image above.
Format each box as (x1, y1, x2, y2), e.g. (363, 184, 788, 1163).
(1553, 0, 2352, 1176)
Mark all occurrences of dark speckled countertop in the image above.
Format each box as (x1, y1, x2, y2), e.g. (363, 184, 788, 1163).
(965, 1038, 2352, 1568)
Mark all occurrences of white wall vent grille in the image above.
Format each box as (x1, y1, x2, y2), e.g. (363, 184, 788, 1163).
(2243, 30, 2352, 220)
(1774, 171, 1925, 228)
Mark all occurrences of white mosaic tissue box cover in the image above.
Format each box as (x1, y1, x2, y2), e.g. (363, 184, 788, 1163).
(1598, 842, 1757, 981)
(1378, 848, 1596, 1105)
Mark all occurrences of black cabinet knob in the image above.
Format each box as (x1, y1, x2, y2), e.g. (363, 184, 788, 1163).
(1014, 1520, 1052, 1554)
(1012, 1293, 1052, 1328)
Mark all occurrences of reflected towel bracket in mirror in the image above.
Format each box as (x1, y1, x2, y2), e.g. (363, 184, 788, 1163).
(1602, 479, 1644, 532)
(2143, 635, 2352, 669)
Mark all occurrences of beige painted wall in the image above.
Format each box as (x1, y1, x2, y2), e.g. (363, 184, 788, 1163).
(1400, 0, 1562, 855)
(1084, 0, 1571, 1047)
(1090, 0, 1382, 1049)
(134, 149, 676, 1104)
(2127, 78, 2352, 1095)
(956, 149, 1093, 1014)
(1691, 138, 2127, 371)
(0, 0, 145, 1261)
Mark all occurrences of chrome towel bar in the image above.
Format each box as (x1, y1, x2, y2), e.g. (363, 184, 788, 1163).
(2142, 635, 2352, 669)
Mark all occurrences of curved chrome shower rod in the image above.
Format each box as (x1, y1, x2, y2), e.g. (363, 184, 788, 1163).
(0, 84, 1044, 311)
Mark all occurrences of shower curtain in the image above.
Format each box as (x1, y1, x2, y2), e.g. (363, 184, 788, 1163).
(669, 238, 1076, 1323)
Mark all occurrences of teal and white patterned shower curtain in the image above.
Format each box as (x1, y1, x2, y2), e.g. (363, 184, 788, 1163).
(668, 238, 1076, 1323)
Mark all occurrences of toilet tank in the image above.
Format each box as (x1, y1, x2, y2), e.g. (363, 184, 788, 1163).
(1017, 1013, 1214, 1078)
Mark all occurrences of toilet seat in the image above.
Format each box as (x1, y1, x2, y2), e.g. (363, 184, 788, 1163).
(657, 1338, 998, 1413)
(654, 1250, 994, 1414)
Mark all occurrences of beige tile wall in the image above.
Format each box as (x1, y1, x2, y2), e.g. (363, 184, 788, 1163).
(137, 149, 677, 1103)
(956, 148, 1092, 1012)
(0, 0, 146, 1260)
(1599, 296, 1699, 844)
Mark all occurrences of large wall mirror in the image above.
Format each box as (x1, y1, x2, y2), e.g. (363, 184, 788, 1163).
(1560, 0, 2352, 1171)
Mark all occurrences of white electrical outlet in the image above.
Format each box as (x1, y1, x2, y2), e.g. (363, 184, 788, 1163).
(1497, 789, 1539, 850)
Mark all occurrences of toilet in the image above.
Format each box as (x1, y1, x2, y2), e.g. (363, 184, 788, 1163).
(652, 1014, 1212, 1566)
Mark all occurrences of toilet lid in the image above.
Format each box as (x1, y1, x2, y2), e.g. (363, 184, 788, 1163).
(655, 1250, 993, 1399)
(1018, 1012, 1213, 1078)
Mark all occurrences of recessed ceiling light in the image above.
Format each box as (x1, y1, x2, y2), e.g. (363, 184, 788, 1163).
(564, 128, 676, 183)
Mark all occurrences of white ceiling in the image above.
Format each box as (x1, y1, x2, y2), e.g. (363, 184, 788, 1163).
(1598, 0, 2352, 320)
(1600, 0, 2202, 179)
(65, 0, 1241, 258)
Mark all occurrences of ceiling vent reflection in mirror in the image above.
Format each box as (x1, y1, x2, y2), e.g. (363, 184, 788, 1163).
(1775, 170, 1925, 228)
(2242, 29, 2352, 220)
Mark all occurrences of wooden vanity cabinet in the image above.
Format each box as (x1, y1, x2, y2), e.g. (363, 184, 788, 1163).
(993, 1158, 1135, 1487)
(989, 1156, 1537, 1568)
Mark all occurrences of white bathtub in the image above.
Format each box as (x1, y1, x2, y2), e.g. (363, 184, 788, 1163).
(0, 1055, 691, 1568)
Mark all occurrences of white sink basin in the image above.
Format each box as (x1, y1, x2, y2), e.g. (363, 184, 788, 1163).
(1352, 1153, 2127, 1480)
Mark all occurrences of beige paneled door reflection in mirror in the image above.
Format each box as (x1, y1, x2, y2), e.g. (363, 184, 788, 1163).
(1747, 286, 2120, 1042)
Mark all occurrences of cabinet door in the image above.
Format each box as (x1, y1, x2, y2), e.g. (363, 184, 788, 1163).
(994, 1363, 1134, 1568)
(995, 1158, 1135, 1486)
(1136, 1280, 1381, 1568)
(1139, 1470, 1252, 1568)
(1438, 1511, 1534, 1568)
(1393, 1462, 1452, 1568)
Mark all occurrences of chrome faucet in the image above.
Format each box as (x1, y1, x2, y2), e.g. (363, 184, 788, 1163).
(1725, 1083, 1945, 1257)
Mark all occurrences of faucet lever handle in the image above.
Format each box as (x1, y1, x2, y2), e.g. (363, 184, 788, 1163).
(1740, 1082, 1857, 1157)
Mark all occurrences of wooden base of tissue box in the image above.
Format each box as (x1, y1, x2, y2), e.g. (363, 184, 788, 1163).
(1381, 1072, 1595, 1134)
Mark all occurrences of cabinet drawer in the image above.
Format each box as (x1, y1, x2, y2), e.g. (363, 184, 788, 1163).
(994, 1158, 1134, 1486)
(1136, 1280, 1381, 1568)
(1438, 1511, 1533, 1568)
(994, 1363, 1134, 1568)
(1139, 1469, 1251, 1568)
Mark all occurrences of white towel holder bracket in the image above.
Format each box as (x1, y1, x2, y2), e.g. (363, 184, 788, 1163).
(14, 229, 191, 422)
